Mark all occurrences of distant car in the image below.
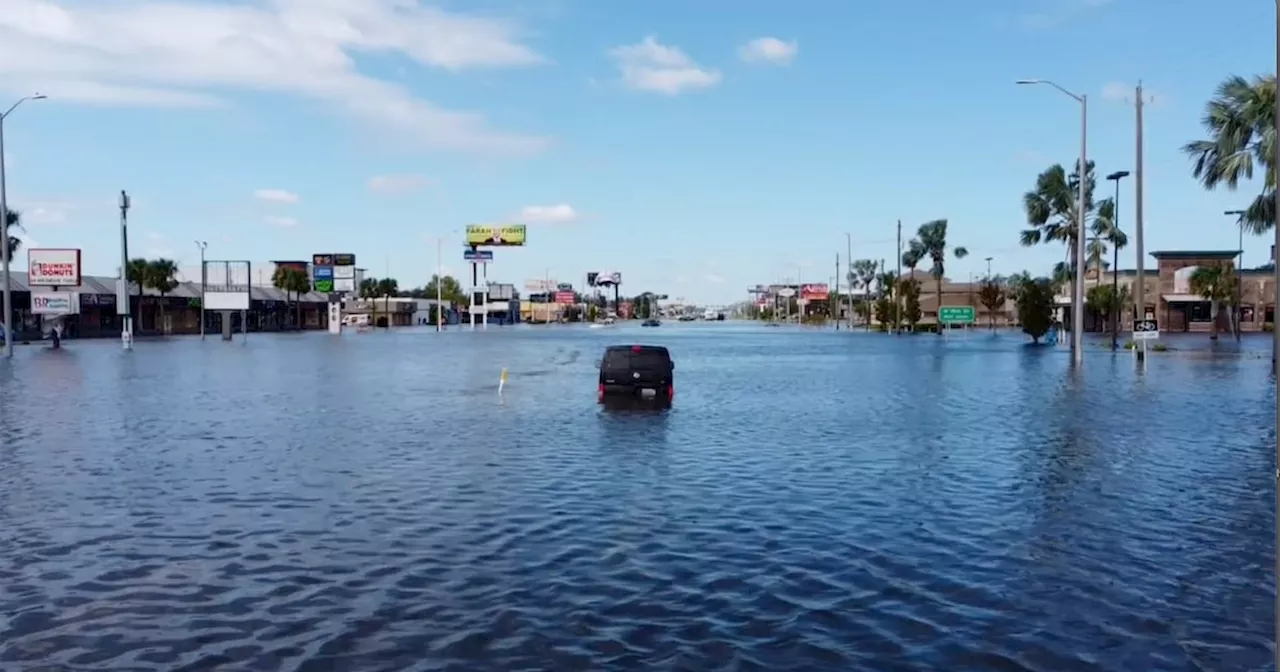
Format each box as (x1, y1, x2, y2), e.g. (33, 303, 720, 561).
(598, 345, 674, 403)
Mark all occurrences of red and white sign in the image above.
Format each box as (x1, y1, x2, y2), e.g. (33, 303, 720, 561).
(555, 291, 576, 305)
(28, 248, 82, 287)
(800, 283, 829, 300)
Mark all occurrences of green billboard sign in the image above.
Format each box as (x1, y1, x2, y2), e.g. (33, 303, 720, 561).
(314, 279, 334, 293)
(938, 306, 975, 324)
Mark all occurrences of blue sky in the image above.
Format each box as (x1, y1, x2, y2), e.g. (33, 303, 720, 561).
(0, 0, 1274, 304)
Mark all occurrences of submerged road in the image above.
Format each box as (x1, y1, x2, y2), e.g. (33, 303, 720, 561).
(0, 323, 1273, 670)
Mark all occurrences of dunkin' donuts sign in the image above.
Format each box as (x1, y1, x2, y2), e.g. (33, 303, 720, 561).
(28, 249, 82, 287)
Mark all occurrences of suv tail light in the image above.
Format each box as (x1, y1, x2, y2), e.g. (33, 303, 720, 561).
(668, 384, 675, 400)
(597, 384, 605, 402)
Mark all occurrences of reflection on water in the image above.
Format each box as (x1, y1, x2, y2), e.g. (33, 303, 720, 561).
(0, 325, 1273, 671)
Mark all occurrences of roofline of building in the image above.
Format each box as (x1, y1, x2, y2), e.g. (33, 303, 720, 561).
(1149, 250, 1241, 260)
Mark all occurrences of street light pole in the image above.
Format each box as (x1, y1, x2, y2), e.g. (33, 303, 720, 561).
(195, 240, 207, 339)
(0, 93, 47, 358)
(1107, 171, 1130, 350)
(1018, 79, 1087, 366)
(844, 232, 853, 330)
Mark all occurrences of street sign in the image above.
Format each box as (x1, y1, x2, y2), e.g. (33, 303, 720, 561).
(939, 306, 976, 324)
(463, 249, 493, 263)
(1132, 319, 1159, 340)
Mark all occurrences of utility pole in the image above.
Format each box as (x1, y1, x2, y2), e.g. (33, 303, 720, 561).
(845, 233, 853, 330)
(1134, 81, 1147, 364)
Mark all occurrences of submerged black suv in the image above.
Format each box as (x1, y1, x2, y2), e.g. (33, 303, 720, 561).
(598, 345, 675, 403)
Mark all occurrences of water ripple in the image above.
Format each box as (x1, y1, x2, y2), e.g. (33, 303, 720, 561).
(0, 326, 1273, 670)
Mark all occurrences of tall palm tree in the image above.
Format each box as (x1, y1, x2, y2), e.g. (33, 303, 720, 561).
(913, 219, 968, 333)
(125, 258, 150, 328)
(1021, 161, 1114, 286)
(145, 259, 179, 334)
(1189, 264, 1236, 340)
(4, 208, 21, 259)
(1183, 74, 1276, 233)
(849, 259, 877, 328)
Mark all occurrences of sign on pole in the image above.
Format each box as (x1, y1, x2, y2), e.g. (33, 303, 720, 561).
(204, 260, 251, 311)
(28, 249, 82, 287)
(464, 249, 494, 263)
(1132, 319, 1159, 340)
(938, 306, 976, 324)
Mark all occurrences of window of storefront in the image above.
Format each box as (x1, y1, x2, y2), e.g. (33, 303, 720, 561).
(1187, 302, 1213, 322)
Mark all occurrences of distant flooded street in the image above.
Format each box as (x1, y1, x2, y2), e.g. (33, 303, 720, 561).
(0, 324, 1273, 670)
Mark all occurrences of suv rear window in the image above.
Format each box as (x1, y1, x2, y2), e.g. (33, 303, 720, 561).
(603, 347, 670, 371)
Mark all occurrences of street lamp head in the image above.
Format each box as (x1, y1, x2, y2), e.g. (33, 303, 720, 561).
(31, 94, 47, 101)
(1225, 209, 1246, 216)
(1015, 79, 1041, 85)
(1106, 170, 1130, 180)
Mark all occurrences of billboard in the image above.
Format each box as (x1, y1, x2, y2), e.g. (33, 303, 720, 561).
(31, 291, 78, 315)
(464, 249, 494, 263)
(313, 253, 357, 266)
(333, 266, 354, 279)
(800, 283, 830, 300)
(28, 248, 81, 287)
(555, 291, 576, 304)
(313, 266, 334, 279)
(204, 260, 251, 311)
(466, 224, 526, 247)
(591, 271, 621, 286)
(525, 278, 555, 292)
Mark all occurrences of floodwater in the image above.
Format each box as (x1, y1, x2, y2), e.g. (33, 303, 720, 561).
(0, 323, 1273, 671)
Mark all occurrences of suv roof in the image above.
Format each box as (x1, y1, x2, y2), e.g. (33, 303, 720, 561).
(604, 344, 669, 356)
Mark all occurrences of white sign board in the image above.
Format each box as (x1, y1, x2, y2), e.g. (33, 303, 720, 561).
(777, 288, 796, 298)
(28, 249, 82, 287)
(525, 279, 555, 292)
(1132, 319, 1159, 341)
(334, 278, 355, 293)
(333, 265, 355, 279)
(30, 290, 79, 315)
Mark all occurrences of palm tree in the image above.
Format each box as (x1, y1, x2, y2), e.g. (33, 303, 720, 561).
(4, 208, 21, 259)
(1183, 74, 1276, 234)
(145, 259, 179, 334)
(272, 266, 310, 329)
(125, 258, 150, 329)
(1021, 161, 1115, 288)
(848, 259, 877, 328)
(912, 219, 968, 333)
(1188, 264, 1236, 340)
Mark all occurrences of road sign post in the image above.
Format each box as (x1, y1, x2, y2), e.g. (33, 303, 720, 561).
(1132, 319, 1159, 341)
(938, 305, 975, 335)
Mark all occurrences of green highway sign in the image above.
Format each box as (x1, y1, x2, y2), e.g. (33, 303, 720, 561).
(938, 305, 975, 324)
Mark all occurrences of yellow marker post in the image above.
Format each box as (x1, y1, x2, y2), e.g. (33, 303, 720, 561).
(498, 368, 508, 395)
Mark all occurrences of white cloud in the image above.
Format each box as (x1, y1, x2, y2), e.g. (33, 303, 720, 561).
(515, 203, 577, 224)
(739, 37, 797, 65)
(608, 36, 720, 95)
(13, 199, 77, 225)
(264, 215, 299, 228)
(368, 174, 436, 195)
(0, 0, 551, 155)
(254, 188, 300, 204)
